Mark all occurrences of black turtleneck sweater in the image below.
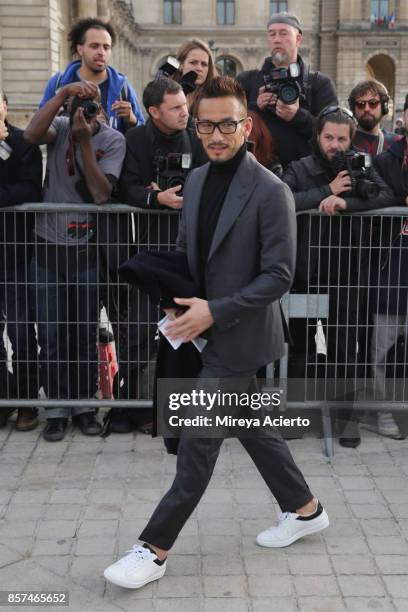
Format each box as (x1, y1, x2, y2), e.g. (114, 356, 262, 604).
(198, 144, 246, 293)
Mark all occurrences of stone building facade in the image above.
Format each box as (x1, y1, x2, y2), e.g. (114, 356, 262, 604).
(0, 0, 407, 126)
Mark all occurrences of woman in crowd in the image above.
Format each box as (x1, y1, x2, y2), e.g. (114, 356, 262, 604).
(248, 110, 282, 175)
(172, 39, 217, 113)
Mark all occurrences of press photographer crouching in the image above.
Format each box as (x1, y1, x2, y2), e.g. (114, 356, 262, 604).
(282, 106, 394, 448)
(24, 81, 126, 441)
(105, 78, 206, 434)
(238, 11, 338, 168)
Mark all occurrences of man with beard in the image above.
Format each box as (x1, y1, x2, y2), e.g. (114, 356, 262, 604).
(237, 12, 337, 167)
(40, 18, 143, 134)
(349, 79, 401, 161)
(283, 106, 393, 447)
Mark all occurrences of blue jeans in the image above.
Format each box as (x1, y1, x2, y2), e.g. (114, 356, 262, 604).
(29, 243, 98, 418)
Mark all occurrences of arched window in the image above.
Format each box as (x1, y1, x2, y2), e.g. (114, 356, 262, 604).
(216, 57, 238, 77)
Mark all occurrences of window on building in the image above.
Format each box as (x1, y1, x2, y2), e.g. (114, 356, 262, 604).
(370, 0, 389, 22)
(217, 0, 235, 25)
(164, 0, 181, 24)
(270, 0, 288, 15)
(216, 57, 238, 77)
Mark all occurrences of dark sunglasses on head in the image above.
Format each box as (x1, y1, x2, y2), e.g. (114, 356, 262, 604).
(354, 99, 381, 110)
(319, 105, 354, 120)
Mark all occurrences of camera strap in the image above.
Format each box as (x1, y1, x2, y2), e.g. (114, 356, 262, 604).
(376, 130, 385, 155)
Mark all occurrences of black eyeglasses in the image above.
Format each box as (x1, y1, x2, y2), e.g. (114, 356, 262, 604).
(354, 99, 381, 110)
(195, 118, 246, 134)
(319, 105, 354, 120)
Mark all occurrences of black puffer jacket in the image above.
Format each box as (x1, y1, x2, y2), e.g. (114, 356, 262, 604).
(237, 55, 338, 167)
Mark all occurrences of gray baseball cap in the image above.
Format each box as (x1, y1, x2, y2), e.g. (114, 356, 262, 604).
(267, 12, 303, 34)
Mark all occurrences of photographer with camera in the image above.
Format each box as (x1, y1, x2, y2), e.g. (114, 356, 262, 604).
(120, 78, 206, 210)
(40, 18, 144, 134)
(0, 91, 42, 431)
(237, 12, 337, 168)
(282, 106, 393, 447)
(25, 81, 126, 441)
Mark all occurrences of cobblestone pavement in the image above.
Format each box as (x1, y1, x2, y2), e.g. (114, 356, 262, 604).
(1, 412, 408, 612)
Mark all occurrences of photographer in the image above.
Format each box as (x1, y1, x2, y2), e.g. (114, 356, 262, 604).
(120, 78, 206, 210)
(40, 18, 143, 134)
(25, 81, 126, 442)
(282, 106, 393, 448)
(237, 12, 337, 167)
(0, 91, 42, 431)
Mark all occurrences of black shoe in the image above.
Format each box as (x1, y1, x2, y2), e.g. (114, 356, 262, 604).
(73, 412, 102, 436)
(43, 418, 68, 442)
(339, 436, 361, 448)
(109, 408, 133, 434)
(0, 408, 15, 428)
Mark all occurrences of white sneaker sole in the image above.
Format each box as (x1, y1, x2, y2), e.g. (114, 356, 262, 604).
(360, 421, 404, 439)
(256, 510, 330, 548)
(103, 563, 166, 589)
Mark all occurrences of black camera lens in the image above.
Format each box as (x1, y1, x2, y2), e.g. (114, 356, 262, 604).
(82, 100, 99, 120)
(279, 83, 299, 105)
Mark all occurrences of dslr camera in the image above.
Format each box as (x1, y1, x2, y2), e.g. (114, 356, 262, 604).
(69, 97, 99, 126)
(156, 56, 198, 95)
(153, 152, 192, 195)
(332, 150, 379, 200)
(263, 60, 302, 105)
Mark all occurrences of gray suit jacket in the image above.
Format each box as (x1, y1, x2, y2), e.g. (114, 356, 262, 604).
(176, 151, 296, 372)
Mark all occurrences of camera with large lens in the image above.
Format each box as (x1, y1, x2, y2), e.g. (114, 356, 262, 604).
(263, 60, 302, 105)
(156, 56, 198, 95)
(69, 96, 99, 126)
(153, 152, 192, 195)
(332, 150, 379, 200)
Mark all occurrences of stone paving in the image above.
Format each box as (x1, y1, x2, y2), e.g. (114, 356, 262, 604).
(1, 411, 408, 612)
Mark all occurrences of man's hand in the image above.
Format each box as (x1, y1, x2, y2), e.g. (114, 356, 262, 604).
(164, 298, 214, 342)
(71, 107, 93, 142)
(150, 182, 183, 209)
(62, 81, 99, 100)
(257, 86, 277, 111)
(111, 100, 137, 125)
(275, 98, 300, 122)
(319, 195, 347, 215)
(0, 120, 8, 141)
(329, 170, 352, 196)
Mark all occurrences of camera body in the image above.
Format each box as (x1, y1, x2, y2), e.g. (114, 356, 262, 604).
(332, 150, 379, 200)
(153, 152, 192, 195)
(69, 97, 99, 126)
(156, 56, 198, 95)
(263, 61, 302, 105)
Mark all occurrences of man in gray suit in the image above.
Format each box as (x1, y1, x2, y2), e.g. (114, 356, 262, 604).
(104, 77, 329, 590)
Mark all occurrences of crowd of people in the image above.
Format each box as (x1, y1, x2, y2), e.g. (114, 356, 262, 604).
(0, 12, 407, 447)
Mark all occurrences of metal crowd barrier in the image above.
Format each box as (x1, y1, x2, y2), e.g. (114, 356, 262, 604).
(1, 204, 407, 456)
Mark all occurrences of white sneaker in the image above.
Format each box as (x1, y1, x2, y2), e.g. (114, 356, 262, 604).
(104, 543, 167, 589)
(377, 412, 404, 439)
(256, 500, 329, 548)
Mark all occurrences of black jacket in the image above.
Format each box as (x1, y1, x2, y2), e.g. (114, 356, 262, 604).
(371, 139, 408, 314)
(237, 55, 338, 167)
(282, 149, 394, 289)
(119, 119, 207, 208)
(0, 122, 42, 268)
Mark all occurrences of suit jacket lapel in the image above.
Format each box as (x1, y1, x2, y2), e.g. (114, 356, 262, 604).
(207, 153, 256, 262)
(186, 162, 209, 283)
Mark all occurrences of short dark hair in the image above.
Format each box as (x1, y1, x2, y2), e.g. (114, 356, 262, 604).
(142, 78, 183, 114)
(193, 76, 247, 118)
(316, 107, 356, 140)
(68, 18, 116, 56)
(349, 78, 389, 107)
(0, 91, 8, 105)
